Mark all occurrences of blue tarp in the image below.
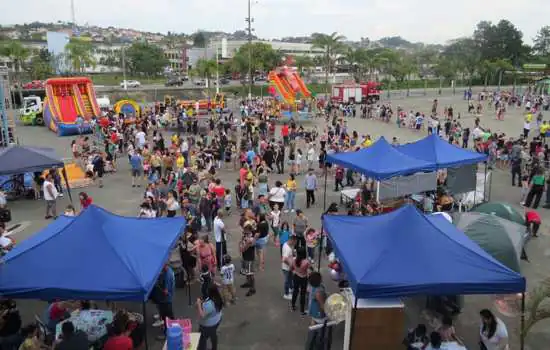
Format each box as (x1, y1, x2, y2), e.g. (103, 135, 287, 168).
(0, 146, 64, 176)
(323, 205, 525, 298)
(0, 205, 186, 301)
(396, 134, 487, 169)
(325, 137, 435, 180)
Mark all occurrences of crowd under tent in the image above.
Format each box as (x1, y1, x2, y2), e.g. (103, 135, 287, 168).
(322, 204, 525, 298)
(0, 145, 73, 201)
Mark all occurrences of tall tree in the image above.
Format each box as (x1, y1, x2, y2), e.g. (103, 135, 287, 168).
(195, 58, 217, 83)
(64, 38, 95, 72)
(26, 48, 53, 80)
(533, 26, 550, 57)
(0, 40, 30, 101)
(231, 42, 283, 80)
(294, 55, 314, 76)
(192, 32, 208, 48)
(311, 32, 346, 94)
(473, 20, 529, 65)
(125, 42, 168, 77)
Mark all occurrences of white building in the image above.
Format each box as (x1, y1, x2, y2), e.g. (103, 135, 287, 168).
(208, 39, 324, 59)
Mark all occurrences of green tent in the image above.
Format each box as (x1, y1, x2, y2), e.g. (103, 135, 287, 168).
(452, 212, 527, 273)
(471, 202, 525, 226)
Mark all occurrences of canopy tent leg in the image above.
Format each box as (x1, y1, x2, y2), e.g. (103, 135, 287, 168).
(376, 180, 380, 202)
(348, 296, 359, 349)
(61, 167, 73, 204)
(520, 292, 526, 350)
(318, 169, 329, 270)
(142, 302, 149, 350)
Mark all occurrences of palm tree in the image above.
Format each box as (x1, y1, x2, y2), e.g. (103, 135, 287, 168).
(195, 58, 217, 88)
(0, 40, 30, 103)
(294, 55, 314, 77)
(64, 39, 96, 73)
(311, 32, 346, 95)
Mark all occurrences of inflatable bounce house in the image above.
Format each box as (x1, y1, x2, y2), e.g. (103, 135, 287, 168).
(43, 77, 100, 136)
(177, 93, 229, 115)
(268, 57, 313, 120)
(114, 99, 140, 123)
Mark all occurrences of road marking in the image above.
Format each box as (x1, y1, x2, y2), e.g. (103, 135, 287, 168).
(5, 221, 31, 237)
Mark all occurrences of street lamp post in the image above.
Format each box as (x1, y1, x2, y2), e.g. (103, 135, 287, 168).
(216, 45, 220, 94)
(245, 0, 254, 100)
(121, 46, 127, 91)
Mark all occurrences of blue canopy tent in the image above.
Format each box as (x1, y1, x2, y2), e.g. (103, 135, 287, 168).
(325, 137, 436, 180)
(0, 205, 186, 301)
(322, 204, 525, 298)
(0, 145, 73, 202)
(396, 133, 487, 168)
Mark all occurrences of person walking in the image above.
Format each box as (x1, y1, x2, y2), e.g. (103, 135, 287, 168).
(291, 247, 310, 315)
(524, 167, 545, 209)
(196, 285, 223, 350)
(213, 211, 227, 271)
(43, 173, 59, 219)
(304, 169, 317, 209)
(281, 235, 296, 300)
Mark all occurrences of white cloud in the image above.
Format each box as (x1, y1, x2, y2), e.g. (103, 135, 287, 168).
(0, 0, 546, 44)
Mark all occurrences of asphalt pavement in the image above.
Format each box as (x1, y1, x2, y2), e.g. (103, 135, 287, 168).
(6, 92, 550, 350)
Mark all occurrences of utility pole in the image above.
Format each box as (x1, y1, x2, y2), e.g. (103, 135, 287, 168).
(246, 0, 253, 99)
(216, 45, 220, 94)
(122, 46, 127, 91)
(70, 0, 77, 34)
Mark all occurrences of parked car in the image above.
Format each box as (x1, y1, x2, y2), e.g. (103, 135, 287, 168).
(165, 78, 183, 87)
(194, 79, 206, 86)
(181, 75, 189, 81)
(22, 80, 44, 89)
(120, 80, 141, 88)
(213, 78, 230, 86)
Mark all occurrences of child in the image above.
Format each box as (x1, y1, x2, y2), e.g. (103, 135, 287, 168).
(520, 172, 529, 205)
(64, 205, 76, 216)
(270, 204, 281, 246)
(279, 221, 291, 256)
(199, 264, 213, 300)
(224, 189, 232, 215)
(220, 255, 236, 305)
(305, 228, 319, 261)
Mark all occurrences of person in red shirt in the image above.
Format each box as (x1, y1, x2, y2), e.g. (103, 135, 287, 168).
(281, 123, 289, 146)
(525, 209, 541, 237)
(103, 312, 135, 350)
(212, 179, 225, 200)
(79, 192, 93, 211)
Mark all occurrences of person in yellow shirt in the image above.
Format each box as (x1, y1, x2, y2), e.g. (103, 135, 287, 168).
(176, 152, 185, 170)
(362, 135, 373, 148)
(285, 174, 297, 212)
(526, 113, 533, 123)
(540, 121, 549, 139)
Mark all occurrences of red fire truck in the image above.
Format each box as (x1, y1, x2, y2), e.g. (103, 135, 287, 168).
(331, 81, 381, 104)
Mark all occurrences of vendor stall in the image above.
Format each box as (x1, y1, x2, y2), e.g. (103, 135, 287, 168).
(323, 205, 526, 350)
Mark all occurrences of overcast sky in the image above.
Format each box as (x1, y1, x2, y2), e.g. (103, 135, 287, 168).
(1, 0, 546, 44)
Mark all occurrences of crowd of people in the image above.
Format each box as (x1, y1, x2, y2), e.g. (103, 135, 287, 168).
(2, 84, 548, 349)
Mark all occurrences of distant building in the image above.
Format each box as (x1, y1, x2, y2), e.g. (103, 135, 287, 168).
(47, 32, 70, 73)
(207, 39, 324, 59)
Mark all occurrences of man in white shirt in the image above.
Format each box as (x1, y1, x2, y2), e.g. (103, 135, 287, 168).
(135, 130, 146, 149)
(281, 235, 296, 300)
(180, 139, 189, 167)
(42, 174, 58, 219)
(213, 211, 226, 270)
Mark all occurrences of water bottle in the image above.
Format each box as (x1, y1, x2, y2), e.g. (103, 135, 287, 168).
(166, 324, 183, 350)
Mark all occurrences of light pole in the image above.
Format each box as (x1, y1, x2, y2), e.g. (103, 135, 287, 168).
(121, 46, 127, 91)
(216, 45, 220, 94)
(245, 0, 256, 99)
